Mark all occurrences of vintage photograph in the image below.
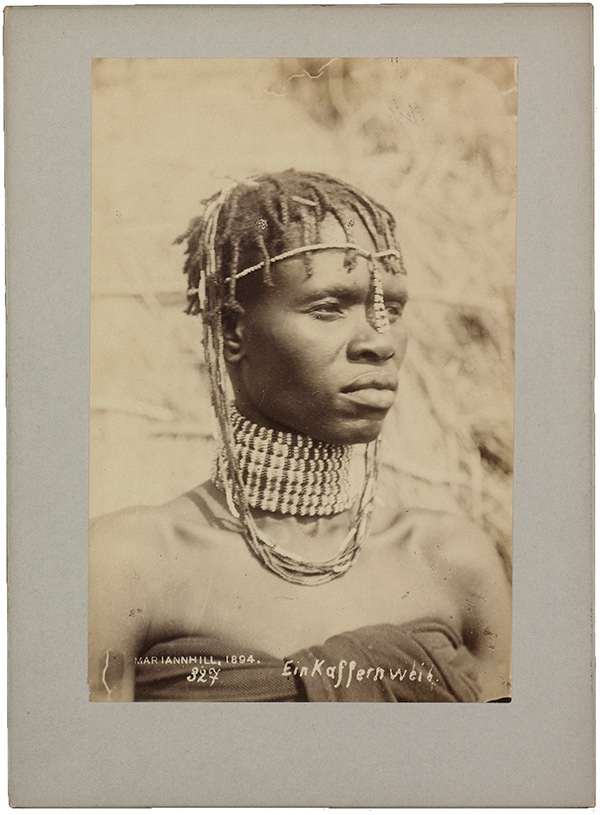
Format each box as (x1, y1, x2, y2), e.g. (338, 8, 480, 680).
(89, 57, 516, 702)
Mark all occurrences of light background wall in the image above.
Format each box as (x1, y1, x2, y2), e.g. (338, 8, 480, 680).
(91, 57, 516, 559)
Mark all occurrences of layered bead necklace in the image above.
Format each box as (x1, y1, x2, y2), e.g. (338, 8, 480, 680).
(211, 405, 381, 585)
(212, 406, 355, 517)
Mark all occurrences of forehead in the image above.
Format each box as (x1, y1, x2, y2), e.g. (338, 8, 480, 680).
(272, 214, 406, 298)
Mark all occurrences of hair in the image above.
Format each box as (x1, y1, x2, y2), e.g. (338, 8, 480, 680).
(175, 169, 406, 316)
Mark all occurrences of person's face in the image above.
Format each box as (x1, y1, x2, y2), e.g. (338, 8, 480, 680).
(225, 216, 409, 444)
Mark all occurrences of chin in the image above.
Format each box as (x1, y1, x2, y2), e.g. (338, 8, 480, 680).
(315, 416, 386, 446)
(347, 424, 385, 445)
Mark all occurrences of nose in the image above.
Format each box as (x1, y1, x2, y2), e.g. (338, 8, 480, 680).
(347, 320, 402, 364)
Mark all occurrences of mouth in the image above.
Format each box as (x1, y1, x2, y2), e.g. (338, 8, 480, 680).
(340, 372, 398, 410)
(341, 371, 398, 394)
(341, 389, 396, 409)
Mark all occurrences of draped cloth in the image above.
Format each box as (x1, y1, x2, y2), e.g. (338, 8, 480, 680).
(135, 619, 481, 702)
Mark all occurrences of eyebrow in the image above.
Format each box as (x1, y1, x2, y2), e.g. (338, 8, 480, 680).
(294, 284, 408, 305)
(294, 285, 363, 303)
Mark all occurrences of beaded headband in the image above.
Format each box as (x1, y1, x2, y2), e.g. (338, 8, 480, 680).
(223, 242, 401, 279)
(188, 246, 399, 334)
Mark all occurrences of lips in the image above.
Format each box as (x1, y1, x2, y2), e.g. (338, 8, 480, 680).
(341, 371, 398, 394)
(340, 371, 398, 410)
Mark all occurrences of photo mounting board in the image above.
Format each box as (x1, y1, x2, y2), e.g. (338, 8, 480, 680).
(6, 4, 594, 807)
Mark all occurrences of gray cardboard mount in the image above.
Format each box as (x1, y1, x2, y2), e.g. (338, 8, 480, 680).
(6, 4, 594, 808)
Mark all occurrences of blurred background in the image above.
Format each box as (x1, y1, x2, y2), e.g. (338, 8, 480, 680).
(91, 57, 517, 562)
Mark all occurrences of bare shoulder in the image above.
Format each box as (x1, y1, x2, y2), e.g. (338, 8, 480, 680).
(88, 486, 220, 618)
(89, 487, 213, 563)
(88, 495, 206, 701)
(90, 503, 172, 561)
(403, 509, 511, 700)
(404, 508, 509, 590)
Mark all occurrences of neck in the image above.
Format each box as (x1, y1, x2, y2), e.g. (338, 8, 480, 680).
(212, 406, 355, 517)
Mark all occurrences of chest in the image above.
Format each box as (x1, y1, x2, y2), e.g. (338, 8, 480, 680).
(149, 519, 460, 658)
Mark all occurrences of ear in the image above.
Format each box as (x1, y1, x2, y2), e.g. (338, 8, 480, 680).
(221, 307, 246, 364)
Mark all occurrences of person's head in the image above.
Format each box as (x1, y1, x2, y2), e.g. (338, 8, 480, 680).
(177, 170, 408, 445)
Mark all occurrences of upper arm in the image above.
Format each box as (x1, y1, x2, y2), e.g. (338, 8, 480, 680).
(429, 517, 512, 702)
(88, 510, 157, 702)
(462, 534, 512, 701)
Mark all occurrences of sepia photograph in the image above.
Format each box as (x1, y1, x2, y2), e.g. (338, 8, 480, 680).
(88, 57, 516, 703)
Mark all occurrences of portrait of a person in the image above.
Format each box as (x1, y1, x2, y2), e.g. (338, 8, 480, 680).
(89, 167, 511, 703)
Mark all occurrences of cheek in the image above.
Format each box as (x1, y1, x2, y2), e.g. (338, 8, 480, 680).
(396, 330, 409, 363)
(266, 341, 334, 393)
(282, 331, 348, 392)
(248, 319, 342, 381)
(389, 323, 409, 364)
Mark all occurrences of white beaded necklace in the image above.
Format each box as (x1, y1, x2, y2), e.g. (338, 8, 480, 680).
(212, 406, 355, 517)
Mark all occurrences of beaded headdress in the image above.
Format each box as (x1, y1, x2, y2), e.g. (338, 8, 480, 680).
(178, 171, 407, 585)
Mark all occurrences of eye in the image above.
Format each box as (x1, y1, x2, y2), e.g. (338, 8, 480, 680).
(385, 301, 406, 321)
(307, 301, 344, 320)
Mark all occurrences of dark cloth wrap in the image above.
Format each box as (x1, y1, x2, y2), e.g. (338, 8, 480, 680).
(135, 619, 480, 702)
